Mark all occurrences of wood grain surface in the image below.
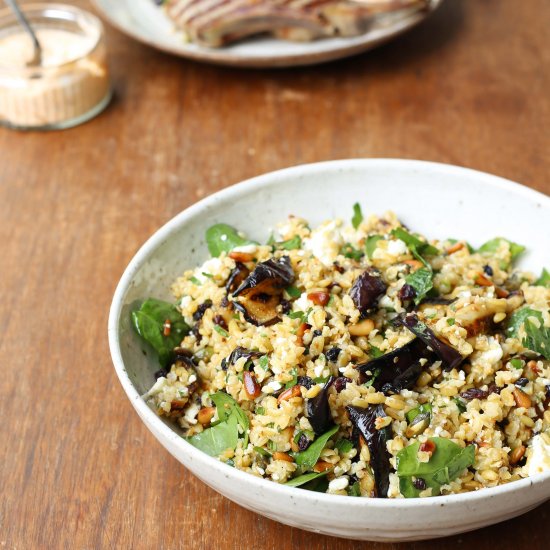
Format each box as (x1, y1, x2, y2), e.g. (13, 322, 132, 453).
(0, 1, 548, 548)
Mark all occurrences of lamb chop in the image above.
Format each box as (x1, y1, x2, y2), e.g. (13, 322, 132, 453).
(164, 0, 432, 48)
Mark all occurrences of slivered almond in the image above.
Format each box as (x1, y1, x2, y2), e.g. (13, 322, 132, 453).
(295, 322, 310, 345)
(273, 452, 294, 463)
(229, 251, 254, 262)
(307, 291, 330, 306)
(313, 460, 332, 472)
(513, 388, 532, 409)
(243, 371, 261, 399)
(447, 242, 464, 254)
(348, 319, 374, 337)
(197, 406, 215, 426)
(277, 384, 301, 403)
(495, 287, 510, 298)
(509, 445, 526, 465)
(403, 260, 424, 270)
(475, 273, 493, 287)
(163, 319, 171, 336)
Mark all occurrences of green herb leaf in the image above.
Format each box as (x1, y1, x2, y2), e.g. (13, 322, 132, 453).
(405, 267, 434, 305)
(510, 358, 524, 370)
(213, 325, 229, 338)
(507, 308, 543, 338)
(277, 235, 302, 250)
(365, 235, 383, 259)
(335, 439, 354, 454)
(396, 437, 475, 498)
(446, 318, 455, 326)
(536, 268, 550, 288)
(477, 237, 525, 266)
(285, 470, 330, 488)
(293, 425, 339, 469)
(131, 299, 190, 368)
(523, 319, 550, 359)
(258, 356, 269, 371)
(285, 285, 302, 298)
(205, 223, 255, 257)
(340, 243, 364, 261)
(186, 415, 239, 457)
(190, 276, 202, 286)
(406, 404, 432, 424)
(369, 345, 384, 358)
(391, 228, 440, 258)
(348, 481, 361, 496)
(351, 202, 363, 229)
(453, 397, 467, 413)
(254, 445, 271, 457)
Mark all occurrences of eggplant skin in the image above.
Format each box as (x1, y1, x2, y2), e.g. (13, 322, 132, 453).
(346, 405, 392, 498)
(220, 346, 264, 371)
(349, 271, 387, 314)
(356, 338, 433, 394)
(232, 256, 294, 326)
(306, 376, 335, 435)
(399, 313, 463, 371)
(226, 262, 250, 294)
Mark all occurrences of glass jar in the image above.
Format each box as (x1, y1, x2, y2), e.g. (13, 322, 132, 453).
(0, 3, 112, 130)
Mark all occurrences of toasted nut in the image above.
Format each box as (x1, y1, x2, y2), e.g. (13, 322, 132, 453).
(307, 291, 330, 306)
(277, 384, 301, 403)
(403, 259, 424, 270)
(295, 322, 310, 345)
(229, 251, 254, 262)
(495, 286, 510, 298)
(348, 318, 375, 337)
(419, 440, 436, 454)
(197, 406, 215, 426)
(513, 388, 532, 409)
(170, 399, 186, 410)
(163, 319, 171, 336)
(474, 273, 493, 287)
(273, 452, 294, 463)
(447, 242, 464, 254)
(493, 312, 507, 323)
(527, 360, 540, 374)
(243, 371, 261, 399)
(509, 445, 526, 465)
(313, 460, 332, 472)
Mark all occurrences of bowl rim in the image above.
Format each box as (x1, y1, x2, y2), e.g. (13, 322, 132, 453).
(108, 158, 550, 509)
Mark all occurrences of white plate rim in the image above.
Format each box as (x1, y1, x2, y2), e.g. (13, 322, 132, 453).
(91, 0, 443, 68)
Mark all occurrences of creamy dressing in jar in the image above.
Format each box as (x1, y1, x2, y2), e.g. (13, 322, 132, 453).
(0, 4, 111, 130)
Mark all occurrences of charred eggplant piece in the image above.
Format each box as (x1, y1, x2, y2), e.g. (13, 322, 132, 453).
(349, 270, 386, 315)
(356, 338, 433, 394)
(399, 313, 463, 371)
(346, 405, 392, 498)
(220, 346, 264, 371)
(233, 256, 294, 326)
(306, 376, 335, 436)
(226, 262, 250, 294)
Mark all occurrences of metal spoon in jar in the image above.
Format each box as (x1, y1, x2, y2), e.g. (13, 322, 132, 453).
(5, 0, 42, 66)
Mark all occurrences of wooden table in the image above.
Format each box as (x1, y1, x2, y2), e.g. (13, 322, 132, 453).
(1, 1, 548, 548)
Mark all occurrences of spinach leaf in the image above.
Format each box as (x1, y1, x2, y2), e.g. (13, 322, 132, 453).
(284, 470, 329, 488)
(365, 235, 383, 259)
(348, 481, 361, 496)
(507, 308, 543, 338)
(206, 223, 255, 257)
(211, 392, 249, 446)
(131, 298, 190, 368)
(340, 243, 364, 261)
(285, 285, 301, 298)
(536, 268, 550, 288)
(277, 235, 302, 250)
(477, 237, 525, 266)
(523, 319, 550, 359)
(186, 415, 239, 457)
(397, 437, 475, 498)
(351, 202, 363, 229)
(293, 425, 338, 469)
(406, 404, 432, 424)
(187, 392, 250, 455)
(391, 228, 440, 258)
(404, 267, 433, 305)
(335, 439, 354, 454)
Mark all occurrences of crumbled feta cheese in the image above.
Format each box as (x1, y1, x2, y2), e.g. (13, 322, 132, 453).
(387, 239, 408, 256)
(142, 377, 166, 398)
(527, 434, 550, 476)
(314, 364, 325, 377)
(183, 403, 200, 425)
(328, 477, 349, 491)
(294, 292, 312, 311)
(477, 337, 503, 367)
(193, 257, 224, 283)
(232, 244, 258, 253)
(303, 220, 343, 266)
(262, 380, 282, 393)
(180, 295, 192, 309)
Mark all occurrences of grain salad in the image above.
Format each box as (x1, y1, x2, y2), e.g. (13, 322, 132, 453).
(132, 205, 550, 498)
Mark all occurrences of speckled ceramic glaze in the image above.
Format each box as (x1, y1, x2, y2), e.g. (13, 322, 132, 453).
(109, 160, 550, 542)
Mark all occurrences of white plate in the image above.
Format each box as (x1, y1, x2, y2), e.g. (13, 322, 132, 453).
(109, 159, 550, 542)
(92, 0, 443, 68)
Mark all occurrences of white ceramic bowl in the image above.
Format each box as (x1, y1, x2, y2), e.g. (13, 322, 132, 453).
(108, 159, 550, 542)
